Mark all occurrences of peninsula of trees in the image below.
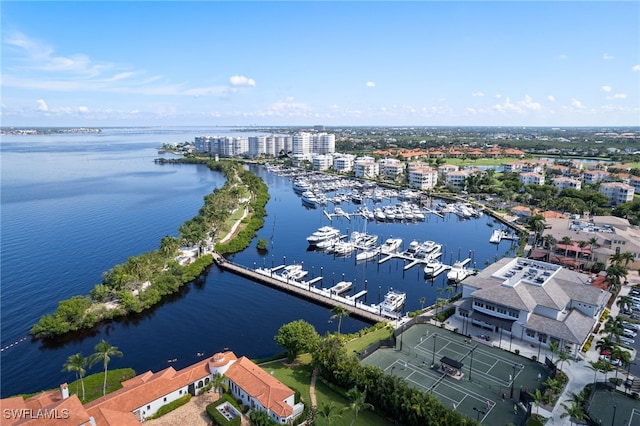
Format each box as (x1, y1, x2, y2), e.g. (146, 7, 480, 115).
(30, 160, 269, 338)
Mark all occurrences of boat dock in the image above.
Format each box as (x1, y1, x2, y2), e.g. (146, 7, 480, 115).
(378, 251, 435, 270)
(212, 254, 393, 323)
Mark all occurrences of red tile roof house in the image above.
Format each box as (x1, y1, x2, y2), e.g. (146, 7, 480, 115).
(1, 351, 303, 426)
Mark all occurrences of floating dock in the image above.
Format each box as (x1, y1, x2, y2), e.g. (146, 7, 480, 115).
(213, 254, 393, 323)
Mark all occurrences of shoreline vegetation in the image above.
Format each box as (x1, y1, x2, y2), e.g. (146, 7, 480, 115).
(30, 158, 270, 339)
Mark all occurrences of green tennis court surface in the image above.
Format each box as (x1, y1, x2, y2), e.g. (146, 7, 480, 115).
(361, 323, 551, 424)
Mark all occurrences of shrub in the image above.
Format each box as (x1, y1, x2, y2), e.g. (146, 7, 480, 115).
(206, 394, 242, 426)
(148, 394, 191, 419)
(514, 349, 520, 355)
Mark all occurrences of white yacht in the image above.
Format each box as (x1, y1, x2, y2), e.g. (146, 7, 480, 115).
(280, 264, 308, 281)
(380, 238, 403, 254)
(329, 280, 353, 295)
(301, 191, 319, 207)
(356, 247, 379, 262)
(380, 289, 406, 312)
(415, 241, 442, 260)
(333, 241, 355, 256)
(292, 178, 312, 193)
(447, 260, 474, 282)
(307, 226, 341, 246)
(423, 260, 449, 278)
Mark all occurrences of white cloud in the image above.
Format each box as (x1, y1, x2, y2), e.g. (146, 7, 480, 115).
(495, 94, 502, 99)
(229, 75, 256, 87)
(601, 85, 612, 93)
(365, 81, 376, 87)
(608, 93, 627, 100)
(471, 91, 484, 97)
(602, 53, 615, 60)
(633, 65, 640, 72)
(571, 99, 586, 109)
(547, 95, 556, 102)
(557, 54, 569, 60)
(36, 99, 49, 112)
(492, 95, 541, 114)
(78, 106, 89, 113)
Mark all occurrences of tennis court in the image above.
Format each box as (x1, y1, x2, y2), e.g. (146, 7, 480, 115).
(362, 323, 550, 424)
(587, 387, 640, 426)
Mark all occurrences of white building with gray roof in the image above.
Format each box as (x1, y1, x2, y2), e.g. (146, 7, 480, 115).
(454, 257, 611, 356)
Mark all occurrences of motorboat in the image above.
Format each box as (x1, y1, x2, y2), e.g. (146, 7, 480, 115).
(380, 238, 403, 254)
(447, 260, 474, 282)
(489, 229, 505, 244)
(316, 236, 342, 250)
(333, 241, 355, 256)
(356, 247, 379, 262)
(279, 264, 308, 281)
(415, 241, 442, 260)
(380, 289, 406, 312)
(301, 191, 319, 207)
(329, 280, 353, 295)
(307, 226, 341, 246)
(423, 260, 449, 278)
(405, 240, 421, 256)
(292, 178, 312, 193)
(350, 231, 378, 248)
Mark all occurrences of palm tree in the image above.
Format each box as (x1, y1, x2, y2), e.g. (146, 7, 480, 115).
(587, 360, 604, 385)
(212, 372, 225, 396)
(89, 339, 123, 396)
(330, 306, 349, 335)
(576, 240, 588, 263)
(62, 353, 87, 401)
(587, 236, 600, 262)
(548, 341, 559, 363)
(610, 347, 631, 384)
(619, 251, 635, 267)
(531, 389, 544, 415)
(316, 401, 344, 426)
(560, 401, 587, 426)
(595, 336, 616, 354)
(557, 350, 571, 372)
(543, 234, 557, 261)
(346, 387, 373, 426)
(616, 295, 634, 313)
(528, 214, 546, 247)
(419, 296, 426, 310)
(601, 316, 624, 343)
(560, 236, 573, 258)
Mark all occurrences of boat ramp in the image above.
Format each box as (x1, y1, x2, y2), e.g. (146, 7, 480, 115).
(212, 254, 394, 323)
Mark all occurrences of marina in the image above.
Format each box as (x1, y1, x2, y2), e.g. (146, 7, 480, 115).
(0, 138, 520, 397)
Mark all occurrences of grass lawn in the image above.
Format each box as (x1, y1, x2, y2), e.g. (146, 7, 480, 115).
(260, 351, 392, 426)
(314, 379, 391, 426)
(344, 327, 393, 354)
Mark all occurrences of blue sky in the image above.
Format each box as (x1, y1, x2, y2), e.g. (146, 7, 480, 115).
(1, 1, 639, 127)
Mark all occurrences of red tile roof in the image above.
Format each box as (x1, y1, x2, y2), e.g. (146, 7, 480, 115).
(224, 357, 294, 418)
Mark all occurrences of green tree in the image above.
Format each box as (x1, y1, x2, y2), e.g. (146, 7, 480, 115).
(212, 372, 226, 396)
(560, 401, 586, 426)
(62, 353, 88, 401)
(346, 387, 373, 426)
(160, 235, 180, 257)
(419, 296, 426, 310)
(249, 409, 276, 426)
(316, 401, 344, 426)
(274, 320, 320, 362)
(559, 236, 573, 257)
(89, 339, 123, 396)
(330, 306, 350, 335)
(531, 389, 544, 415)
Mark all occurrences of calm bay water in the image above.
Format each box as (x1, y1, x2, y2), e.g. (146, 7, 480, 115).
(0, 128, 514, 397)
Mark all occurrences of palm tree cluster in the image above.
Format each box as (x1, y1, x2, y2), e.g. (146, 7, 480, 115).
(61, 339, 123, 401)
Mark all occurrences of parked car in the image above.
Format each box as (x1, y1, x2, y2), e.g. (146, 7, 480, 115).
(623, 329, 637, 338)
(623, 321, 639, 331)
(619, 336, 635, 346)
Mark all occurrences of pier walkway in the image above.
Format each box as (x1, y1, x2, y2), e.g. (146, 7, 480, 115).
(212, 253, 389, 324)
